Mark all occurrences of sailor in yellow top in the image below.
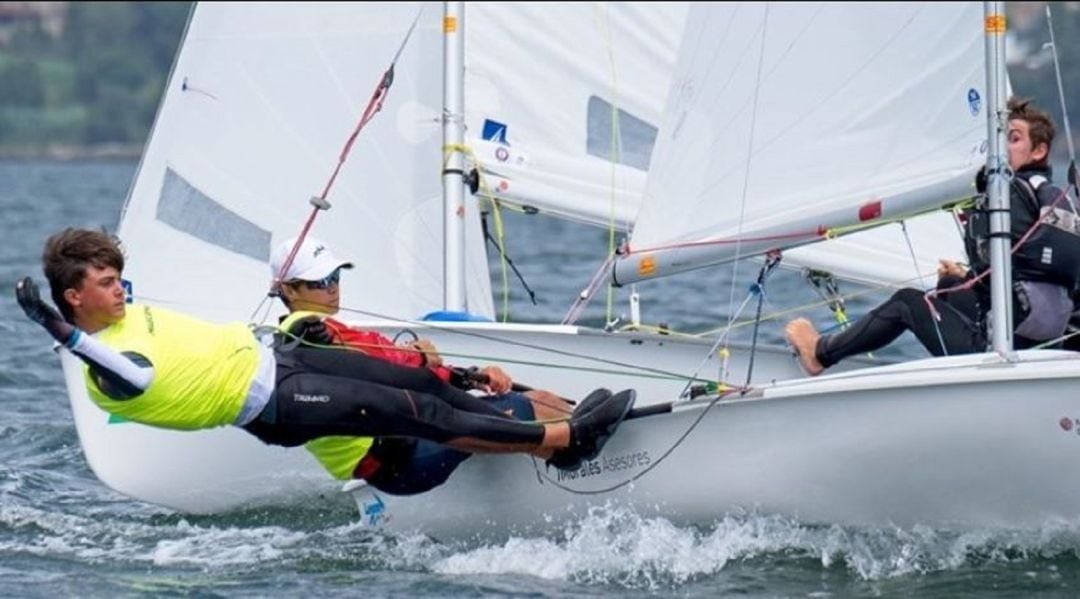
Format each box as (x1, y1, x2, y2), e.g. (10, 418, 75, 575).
(83, 303, 271, 430)
(17, 227, 636, 471)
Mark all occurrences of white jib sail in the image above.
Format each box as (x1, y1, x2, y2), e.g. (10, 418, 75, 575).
(119, 1, 493, 323)
(464, 2, 689, 230)
(615, 2, 987, 286)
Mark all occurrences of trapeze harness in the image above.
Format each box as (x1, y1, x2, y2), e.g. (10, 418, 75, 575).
(64, 304, 547, 448)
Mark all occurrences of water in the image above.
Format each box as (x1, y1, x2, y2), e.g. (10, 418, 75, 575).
(3, 161, 1079, 596)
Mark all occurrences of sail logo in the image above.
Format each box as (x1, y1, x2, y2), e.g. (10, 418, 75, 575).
(638, 256, 656, 277)
(363, 492, 389, 526)
(555, 450, 651, 482)
(294, 393, 330, 403)
(968, 89, 981, 116)
(482, 119, 509, 145)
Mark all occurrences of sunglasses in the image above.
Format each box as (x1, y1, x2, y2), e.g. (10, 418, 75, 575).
(288, 268, 341, 291)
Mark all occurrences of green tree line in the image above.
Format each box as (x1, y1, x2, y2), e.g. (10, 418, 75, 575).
(0, 2, 1079, 161)
(0, 2, 190, 153)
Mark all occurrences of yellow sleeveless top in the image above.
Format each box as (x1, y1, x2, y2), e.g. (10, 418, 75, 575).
(85, 304, 260, 430)
(280, 311, 375, 479)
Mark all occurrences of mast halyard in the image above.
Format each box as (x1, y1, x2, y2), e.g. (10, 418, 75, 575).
(984, 1, 1014, 354)
(442, 1, 467, 311)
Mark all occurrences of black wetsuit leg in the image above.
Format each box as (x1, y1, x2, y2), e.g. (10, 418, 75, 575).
(816, 285, 985, 368)
(287, 345, 511, 417)
(242, 348, 545, 448)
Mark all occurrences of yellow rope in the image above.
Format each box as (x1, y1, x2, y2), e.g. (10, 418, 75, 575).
(443, 142, 512, 321)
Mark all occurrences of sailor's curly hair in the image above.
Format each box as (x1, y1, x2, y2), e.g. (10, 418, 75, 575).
(1008, 96, 1055, 167)
(42, 228, 125, 322)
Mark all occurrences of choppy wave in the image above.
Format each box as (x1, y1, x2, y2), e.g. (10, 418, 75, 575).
(4, 489, 1080, 593)
(432, 506, 1080, 589)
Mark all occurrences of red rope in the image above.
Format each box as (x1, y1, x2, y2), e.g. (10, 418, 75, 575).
(271, 70, 392, 292)
(624, 228, 823, 256)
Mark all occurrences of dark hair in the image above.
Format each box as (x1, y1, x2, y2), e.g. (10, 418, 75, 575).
(1008, 96, 1055, 167)
(42, 228, 125, 322)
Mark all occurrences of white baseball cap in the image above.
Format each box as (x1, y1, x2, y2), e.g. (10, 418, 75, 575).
(270, 236, 353, 282)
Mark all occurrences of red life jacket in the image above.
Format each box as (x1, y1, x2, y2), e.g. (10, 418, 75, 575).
(323, 318, 452, 382)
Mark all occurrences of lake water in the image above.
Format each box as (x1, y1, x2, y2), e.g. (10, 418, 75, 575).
(2, 160, 1078, 596)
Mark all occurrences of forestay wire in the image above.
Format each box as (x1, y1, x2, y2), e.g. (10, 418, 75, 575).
(249, 6, 426, 322)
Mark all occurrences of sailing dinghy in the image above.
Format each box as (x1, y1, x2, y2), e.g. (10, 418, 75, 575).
(56, 2, 1080, 541)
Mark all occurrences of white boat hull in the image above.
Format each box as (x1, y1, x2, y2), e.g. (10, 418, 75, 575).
(62, 322, 827, 513)
(346, 350, 1080, 541)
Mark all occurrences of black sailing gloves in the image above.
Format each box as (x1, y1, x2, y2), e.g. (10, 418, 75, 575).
(286, 316, 334, 346)
(15, 277, 75, 344)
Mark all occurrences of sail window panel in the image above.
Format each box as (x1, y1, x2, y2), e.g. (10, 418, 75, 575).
(586, 96, 658, 171)
(156, 168, 271, 262)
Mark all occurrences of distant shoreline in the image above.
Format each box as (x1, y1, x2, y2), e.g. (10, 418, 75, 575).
(0, 143, 143, 161)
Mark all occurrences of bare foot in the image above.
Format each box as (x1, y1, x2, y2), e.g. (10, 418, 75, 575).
(784, 318, 825, 376)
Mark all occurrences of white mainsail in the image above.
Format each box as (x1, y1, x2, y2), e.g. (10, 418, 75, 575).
(614, 2, 987, 286)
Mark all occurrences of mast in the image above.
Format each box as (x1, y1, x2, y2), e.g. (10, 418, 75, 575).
(984, 1, 1013, 353)
(442, 1, 467, 311)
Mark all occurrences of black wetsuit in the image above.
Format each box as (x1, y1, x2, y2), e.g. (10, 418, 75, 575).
(816, 166, 1070, 366)
(242, 345, 545, 448)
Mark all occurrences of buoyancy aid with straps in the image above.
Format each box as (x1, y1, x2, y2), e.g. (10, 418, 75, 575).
(965, 166, 1080, 289)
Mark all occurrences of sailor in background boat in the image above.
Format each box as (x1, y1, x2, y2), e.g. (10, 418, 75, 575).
(270, 237, 602, 491)
(15, 228, 635, 471)
(786, 97, 1079, 375)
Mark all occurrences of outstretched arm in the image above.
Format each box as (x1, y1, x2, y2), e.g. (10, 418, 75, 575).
(16, 277, 153, 399)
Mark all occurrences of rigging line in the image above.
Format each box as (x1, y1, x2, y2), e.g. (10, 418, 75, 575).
(744, 251, 781, 387)
(923, 183, 1076, 321)
(454, 144, 512, 320)
(562, 253, 615, 325)
(703, 4, 825, 162)
(262, 6, 425, 319)
(695, 7, 927, 199)
(329, 299, 720, 385)
(1032, 326, 1080, 350)
(597, 2, 621, 328)
(723, 3, 770, 359)
(446, 142, 514, 319)
(479, 208, 537, 306)
(626, 228, 821, 255)
(696, 267, 938, 337)
(530, 391, 732, 496)
(1045, 4, 1080, 212)
(900, 219, 948, 355)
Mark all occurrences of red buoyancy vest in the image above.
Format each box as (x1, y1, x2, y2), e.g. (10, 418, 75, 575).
(323, 318, 452, 382)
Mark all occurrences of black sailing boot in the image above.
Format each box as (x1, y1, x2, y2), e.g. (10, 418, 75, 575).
(544, 388, 612, 471)
(546, 389, 635, 472)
